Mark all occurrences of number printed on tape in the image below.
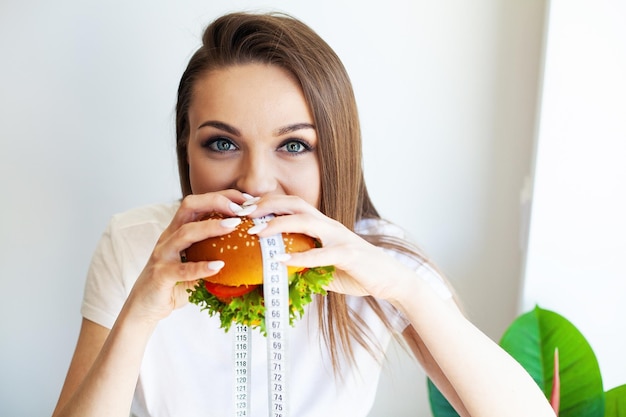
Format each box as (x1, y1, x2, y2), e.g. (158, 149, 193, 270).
(257, 215, 290, 417)
(231, 215, 289, 417)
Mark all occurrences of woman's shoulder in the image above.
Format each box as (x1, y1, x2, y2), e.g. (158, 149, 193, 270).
(108, 200, 180, 232)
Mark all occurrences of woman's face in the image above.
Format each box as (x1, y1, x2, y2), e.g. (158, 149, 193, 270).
(186, 63, 321, 207)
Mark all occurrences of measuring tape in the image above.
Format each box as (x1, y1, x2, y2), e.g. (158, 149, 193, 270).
(233, 324, 251, 416)
(232, 215, 289, 417)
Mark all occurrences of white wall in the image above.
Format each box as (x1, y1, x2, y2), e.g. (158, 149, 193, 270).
(0, 1, 546, 416)
(521, 0, 626, 391)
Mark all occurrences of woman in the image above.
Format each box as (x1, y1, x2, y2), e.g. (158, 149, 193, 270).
(52, 12, 554, 417)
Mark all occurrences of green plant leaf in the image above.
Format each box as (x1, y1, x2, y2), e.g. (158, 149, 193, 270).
(605, 384, 626, 417)
(427, 378, 460, 417)
(499, 306, 605, 417)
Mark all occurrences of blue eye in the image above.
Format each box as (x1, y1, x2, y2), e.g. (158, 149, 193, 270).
(204, 138, 237, 152)
(279, 140, 311, 154)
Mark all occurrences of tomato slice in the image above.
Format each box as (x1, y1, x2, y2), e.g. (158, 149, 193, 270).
(204, 281, 259, 302)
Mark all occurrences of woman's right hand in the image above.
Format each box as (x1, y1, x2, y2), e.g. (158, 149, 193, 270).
(122, 190, 255, 325)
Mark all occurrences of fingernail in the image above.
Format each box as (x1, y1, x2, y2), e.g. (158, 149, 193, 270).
(274, 253, 291, 262)
(242, 196, 260, 207)
(247, 222, 267, 235)
(207, 260, 225, 271)
(229, 202, 243, 214)
(220, 217, 242, 228)
(236, 204, 257, 216)
(242, 193, 256, 200)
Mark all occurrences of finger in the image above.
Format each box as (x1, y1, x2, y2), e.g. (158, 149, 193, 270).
(159, 258, 226, 284)
(158, 216, 243, 261)
(275, 251, 368, 297)
(165, 190, 249, 235)
(249, 194, 320, 219)
(252, 212, 338, 244)
(274, 247, 335, 269)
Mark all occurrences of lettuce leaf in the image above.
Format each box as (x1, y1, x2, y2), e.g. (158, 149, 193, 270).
(188, 265, 334, 335)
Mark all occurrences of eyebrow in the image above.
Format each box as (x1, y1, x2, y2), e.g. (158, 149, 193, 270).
(197, 120, 315, 136)
(274, 123, 315, 136)
(197, 121, 241, 136)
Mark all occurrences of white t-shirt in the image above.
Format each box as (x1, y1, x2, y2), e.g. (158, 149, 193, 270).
(81, 202, 446, 417)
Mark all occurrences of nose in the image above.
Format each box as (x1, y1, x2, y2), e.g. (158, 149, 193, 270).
(234, 150, 278, 197)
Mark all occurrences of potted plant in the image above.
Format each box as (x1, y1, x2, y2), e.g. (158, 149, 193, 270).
(428, 306, 626, 416)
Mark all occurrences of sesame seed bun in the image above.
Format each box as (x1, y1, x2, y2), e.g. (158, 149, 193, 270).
(185, 213, 316, 287)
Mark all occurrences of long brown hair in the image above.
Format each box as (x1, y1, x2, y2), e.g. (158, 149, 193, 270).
(175, 12, 418, 368)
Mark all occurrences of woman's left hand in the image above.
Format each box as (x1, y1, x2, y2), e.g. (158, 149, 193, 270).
(248, 195, 410, 302)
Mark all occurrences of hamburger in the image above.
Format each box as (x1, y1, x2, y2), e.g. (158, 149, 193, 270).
(185, 213, 334, 334)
